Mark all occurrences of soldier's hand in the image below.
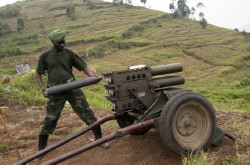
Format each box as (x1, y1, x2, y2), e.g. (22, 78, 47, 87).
(42, 86, 48, 97)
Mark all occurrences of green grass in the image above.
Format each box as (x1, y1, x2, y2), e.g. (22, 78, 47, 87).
(0, 143, 9, 152)
(84, 82, 112, 109)
(182, 150, 214, 165)
(0, 72, 46, 105)
(0, 69, 16, 75)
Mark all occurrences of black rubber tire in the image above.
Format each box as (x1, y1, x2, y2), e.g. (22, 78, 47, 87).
(159, 92, 216, 155)
(116, 114, 151, 135)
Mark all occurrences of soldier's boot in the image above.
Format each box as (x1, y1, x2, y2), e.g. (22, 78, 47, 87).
(33, 134, 49, 162)
(92, 126, 110, 149)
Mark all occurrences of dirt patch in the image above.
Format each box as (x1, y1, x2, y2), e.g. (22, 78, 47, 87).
(0, 97, 248, 165)
(245, 58, 250, 68)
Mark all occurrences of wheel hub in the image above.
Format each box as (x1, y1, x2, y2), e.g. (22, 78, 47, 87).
(176, 113, 196, 136)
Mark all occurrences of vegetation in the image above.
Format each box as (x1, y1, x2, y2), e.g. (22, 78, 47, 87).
(182, 150, 214, 165)
(168, 1, 208, 29)
(199, 18, 207, 29)
(0, 22, 11, 36)
(169, 0, 191, 18)
(0, 5, 21, 18)
(87, 0, 96, 10)
(17, 17, 25, 33)
(66, 3, 76, 20)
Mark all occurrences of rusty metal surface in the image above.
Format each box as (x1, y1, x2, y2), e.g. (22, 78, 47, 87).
(15, 115, 115, 165)
(43, 119, 156, 165)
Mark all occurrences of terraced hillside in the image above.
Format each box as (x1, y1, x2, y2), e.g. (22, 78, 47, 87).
(0, 0, 249, 111)
(0, 0, 163, 57)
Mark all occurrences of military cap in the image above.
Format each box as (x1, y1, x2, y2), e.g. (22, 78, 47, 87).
(49, 29, 66, 42)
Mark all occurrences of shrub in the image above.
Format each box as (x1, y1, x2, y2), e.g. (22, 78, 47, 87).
(0, 22, 12, 36)
(87, 0, 96, 10)
(66, 3, 76, 20)
(17, 17, 25, 33)
(0, 5, 21, 18)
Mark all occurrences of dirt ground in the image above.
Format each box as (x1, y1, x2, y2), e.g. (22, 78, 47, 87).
(0, 95, 248, 165)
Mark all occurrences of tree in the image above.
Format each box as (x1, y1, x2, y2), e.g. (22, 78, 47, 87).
(141, 0, 147, 6)
(196, 2, 205, 10)
(169, 2, 175, 13)
(169, 0, 190, 18)
(197, 2, 205, 20)
(66, 3, 76, 20)
(190, 7, 195, 19)
(242, 30, 247, 36)
(177, 0, 190, 18)
(17, 17, 25, 33)
(199, 18, 207, 29)
(199, 12, 204, 19)
(234, 28, 239, 32)
(87, 0, 96, 10)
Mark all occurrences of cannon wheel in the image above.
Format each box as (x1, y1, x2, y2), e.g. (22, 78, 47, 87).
(159, 92, 216, 155)
(117, 114, 151, 135)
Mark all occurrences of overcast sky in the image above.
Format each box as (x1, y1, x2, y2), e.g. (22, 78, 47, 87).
(0, 0, 249, 32)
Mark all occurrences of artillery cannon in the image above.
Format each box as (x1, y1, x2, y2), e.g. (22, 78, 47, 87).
(16, 63, 235, 165)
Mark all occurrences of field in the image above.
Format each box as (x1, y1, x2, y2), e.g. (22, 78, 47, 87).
(0, 0, 249, 164)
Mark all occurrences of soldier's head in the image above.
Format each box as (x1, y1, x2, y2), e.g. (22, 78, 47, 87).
(49, 29, 66, 52)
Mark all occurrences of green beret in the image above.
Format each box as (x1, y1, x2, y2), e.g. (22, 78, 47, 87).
(49, 29, 66, 42)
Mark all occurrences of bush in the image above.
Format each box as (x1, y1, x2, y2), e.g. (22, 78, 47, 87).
(17, 17, 25, 33)
(107, 39, 130, 49)
(87, 0, 96, 10)
(66, 3, 76, 20)
(0, 46, 23, 58)
(199, 18, 208, 29)
(0, 22, 12, 36)
(0, 5, 21, 18)
(237, 79, 250, 88)
(122, 24, 144, 38)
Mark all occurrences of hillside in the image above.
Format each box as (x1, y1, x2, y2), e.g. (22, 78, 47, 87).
(0, 0, 249, 111)
(0, 0, 249, 164)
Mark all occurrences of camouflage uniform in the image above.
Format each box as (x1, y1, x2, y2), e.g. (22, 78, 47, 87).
(36, 48, 97, 136)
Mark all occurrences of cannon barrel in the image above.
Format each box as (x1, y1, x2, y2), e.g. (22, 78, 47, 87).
(152, 76, 185, 88)
(150, 63, 183, 76)
(46, 76, 102, 96)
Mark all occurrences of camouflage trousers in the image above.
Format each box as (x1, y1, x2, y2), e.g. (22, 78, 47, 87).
(40, 88, 97, 135)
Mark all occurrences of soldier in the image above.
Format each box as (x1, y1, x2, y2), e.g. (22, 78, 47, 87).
(35, 29, 109, 160)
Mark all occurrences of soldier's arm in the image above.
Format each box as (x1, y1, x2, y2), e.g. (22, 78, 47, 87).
(35, 72, 46, 93)
(82, 67, 95, 77)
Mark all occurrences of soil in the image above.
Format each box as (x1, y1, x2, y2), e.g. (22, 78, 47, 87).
(0, 95, 248, 165)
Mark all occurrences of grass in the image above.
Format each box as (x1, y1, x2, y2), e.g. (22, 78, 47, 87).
(182, 150, 214, 165)
(1, 72, 46, 106)
(0, 143, 9, 152)
(0, 69, 16, 75)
